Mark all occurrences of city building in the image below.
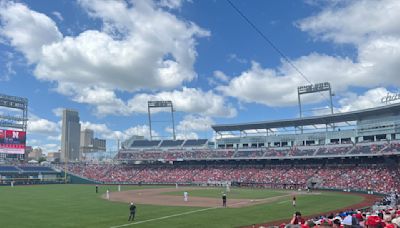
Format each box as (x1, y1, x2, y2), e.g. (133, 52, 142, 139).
(47, 152, 61, 162)
(80, 128, 94, 153)
(80, 128, 106, 153)
(92, 138, 106, 151)
(61, 109, 81, 162)
(28, 147, 43, 161)
(25, 146, 33, 161)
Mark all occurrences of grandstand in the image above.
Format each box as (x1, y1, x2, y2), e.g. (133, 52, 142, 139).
(62, 158, 400, 194)
(57, 103, 394, 194)
(115, 103, 400, 161)
(160, 139, 184, 147)
(0, 165, 63, 185)
(18, 101, 395, 195)
(129, 139, 161, 148)
(183, 139, 208, 147)
(123, 138, 208, 149)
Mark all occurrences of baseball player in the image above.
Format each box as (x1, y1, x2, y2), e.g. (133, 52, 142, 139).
(292, 194, 296, 207)
(226, 183, 230, 192)
(222, 193, 227, 207)
(184, 191, 188, 202)
(128, 202, 136, 221)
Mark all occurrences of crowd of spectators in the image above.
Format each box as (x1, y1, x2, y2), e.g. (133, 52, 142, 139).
(61, 164, 400, 194)
(117, 142, 400, 161)
(316, 145, 353, 156)
(287, 148, 316, 157)
(383, 142, 400, 154)
(234, 150, 265, 158)
(350, 144, 387, 155)
(117, 149, 235, 160)
(270, 205, 400, 228)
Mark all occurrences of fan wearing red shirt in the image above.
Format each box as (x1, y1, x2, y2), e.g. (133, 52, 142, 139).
(290, 211, 305, 225)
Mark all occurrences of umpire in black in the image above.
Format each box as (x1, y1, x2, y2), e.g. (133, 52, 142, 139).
(128, 202, 136, 221)
(222, 193, 227, 207)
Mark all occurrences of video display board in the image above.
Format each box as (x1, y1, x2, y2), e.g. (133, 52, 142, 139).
(0, 129, 26, 154)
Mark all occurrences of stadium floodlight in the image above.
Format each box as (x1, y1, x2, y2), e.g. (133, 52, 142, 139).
(0, 94, 28, 131)
(147, 100, 176, 140)
(297, 82, 334, 118)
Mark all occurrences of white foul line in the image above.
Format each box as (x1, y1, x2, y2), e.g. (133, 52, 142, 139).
(278, 200, 290, 204)
(110, 201, 251, 228)
(110, 206, 219, 228)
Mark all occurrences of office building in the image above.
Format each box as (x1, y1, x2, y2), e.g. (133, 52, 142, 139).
(80, 128, 106, 153)
(61, 109, 81, 161)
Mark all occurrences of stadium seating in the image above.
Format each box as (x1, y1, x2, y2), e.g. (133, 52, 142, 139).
(0, 165, 57, 173)
(287, 147, 318, 157)
(381, 141, 400, 153)
(127, 139, 209, 149)
(159, 140, 184, 147)
(63, 163, 400, 194)
(182, 139, 208, 147)
(234, 149, 265, 158)
(263, 148, 289, 157)
(130, 140, 161, 147)
(117, 140, 400, 161)
(315, 144, 353, 156)
(0, 165, 20, 172)
(108, 141, 400, 195)
(349, 142, 386, 155)
(277, 203, 400, 228)
(18, 166, 55, 172)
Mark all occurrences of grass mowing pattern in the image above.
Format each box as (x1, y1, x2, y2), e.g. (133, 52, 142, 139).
(0, 185, 363, 228)
(163, 188, 287, 199)
(139, 191, 363, 228)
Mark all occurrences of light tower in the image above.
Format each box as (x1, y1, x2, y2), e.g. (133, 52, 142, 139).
(147, 101, 176, 140)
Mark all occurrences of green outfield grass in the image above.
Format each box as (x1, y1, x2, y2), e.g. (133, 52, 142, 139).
(163, 187, 287, 199)
(0, 184, 364, 228)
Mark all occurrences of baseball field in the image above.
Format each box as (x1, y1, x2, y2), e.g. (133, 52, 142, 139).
(0, 184, 375, 228)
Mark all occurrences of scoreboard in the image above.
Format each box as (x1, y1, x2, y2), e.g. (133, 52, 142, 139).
(0, 129, 26, 154)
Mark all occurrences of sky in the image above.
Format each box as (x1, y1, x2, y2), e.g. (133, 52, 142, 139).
(1, 0, 400, 153)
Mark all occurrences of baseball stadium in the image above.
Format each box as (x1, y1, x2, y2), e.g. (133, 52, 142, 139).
(1, 1, 400, 227)
(1, 89, 400, 228)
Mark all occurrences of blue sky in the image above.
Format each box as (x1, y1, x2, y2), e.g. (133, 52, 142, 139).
(1, 0, 400, 153)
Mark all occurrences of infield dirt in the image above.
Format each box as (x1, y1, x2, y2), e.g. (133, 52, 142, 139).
(104, 187, 308, 208)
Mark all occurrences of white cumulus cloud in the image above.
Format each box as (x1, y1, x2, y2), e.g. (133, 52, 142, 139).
(80, 121, 158, 141)
(128, 87, 237, 117)
(0, 1, 62, 63)
(27, 116, 60, 135)
(336, 87, 391, 113)
(0, 0, 210, 116)
(176, 115, 214, 132)
(297, 0, 400, 44)
(218, 1, 400, 108)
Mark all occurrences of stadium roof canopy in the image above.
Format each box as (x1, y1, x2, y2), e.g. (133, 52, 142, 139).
(212, 103, 400, 132)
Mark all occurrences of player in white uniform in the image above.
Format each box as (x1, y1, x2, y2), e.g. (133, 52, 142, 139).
(292, 195, 296, 207)
(183, 191, 188, 202)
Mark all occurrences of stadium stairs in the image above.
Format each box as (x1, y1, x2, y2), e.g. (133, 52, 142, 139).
(15, 166, 23, 172)
(345, 146, 356, 154)
(378, 144, 389, 153)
